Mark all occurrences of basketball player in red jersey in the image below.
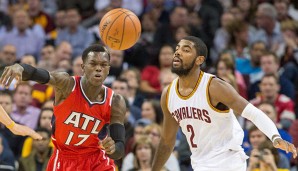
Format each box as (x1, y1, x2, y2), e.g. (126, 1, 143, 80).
(0, 44, 126, 171)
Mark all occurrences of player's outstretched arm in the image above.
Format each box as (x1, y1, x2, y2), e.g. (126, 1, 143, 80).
(101, 93, 126, 160)
(209, 77, 297, 158)
(0, 63, 74, 93)
(152, 86, 179, 171)
(0, 105, 42, 140)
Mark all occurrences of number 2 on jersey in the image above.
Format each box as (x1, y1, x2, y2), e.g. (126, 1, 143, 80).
(65, 131, 90, 146)
(187, 124, 197, 148)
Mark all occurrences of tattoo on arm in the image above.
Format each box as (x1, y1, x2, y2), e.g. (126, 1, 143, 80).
(49, 71, 74, 92)
(110, 93, 126, 125)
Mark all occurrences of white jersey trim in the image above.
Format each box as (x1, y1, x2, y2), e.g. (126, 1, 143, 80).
(71, 76, 76, 92)
(79, 78, 107, 104)
(175, 71, 204, 100)
(206, 76, 230, 114)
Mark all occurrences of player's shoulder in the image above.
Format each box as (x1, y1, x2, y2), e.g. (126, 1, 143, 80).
(49, 71, 75, 88)
(160, 82, 174, 103)
(208, 75, 226, 86)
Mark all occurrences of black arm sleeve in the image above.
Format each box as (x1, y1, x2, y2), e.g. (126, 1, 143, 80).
(20, 63, 50, 84)
(108, 123, 125, 160)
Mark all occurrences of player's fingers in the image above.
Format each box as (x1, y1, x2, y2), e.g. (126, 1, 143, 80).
(24, 126, 40, 139)
(0, 67, 9, 85)
(105, 144, 115, 154)
(5, 73, 15, 88)
(30, 131, 43, 140)
(14, 74, 22, 88)
(102, 137, 112, 144)
(109, 146, 115, 154)
(289, 144, 297, 158)
(104, 140, 115, 150)
(285, 141, 289, 153)
(1, 68, 11, 86)
(102, 137, 113, 146)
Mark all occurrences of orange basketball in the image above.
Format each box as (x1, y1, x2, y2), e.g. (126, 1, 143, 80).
(99, 8, 141, 50)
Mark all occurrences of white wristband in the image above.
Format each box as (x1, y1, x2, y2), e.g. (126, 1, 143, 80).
(272, 135, 281, 143)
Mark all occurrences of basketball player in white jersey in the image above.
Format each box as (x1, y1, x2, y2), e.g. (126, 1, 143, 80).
(152, 36, 297, 171)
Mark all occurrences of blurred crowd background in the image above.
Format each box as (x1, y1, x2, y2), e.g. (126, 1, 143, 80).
(0, 0, 298, 171)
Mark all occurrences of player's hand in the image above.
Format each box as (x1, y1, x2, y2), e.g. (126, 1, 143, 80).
(0, 64, 23, 88)
(9, 123, 42, 140)
(273, 138, 297, 158)
(100, 137, 115, 155)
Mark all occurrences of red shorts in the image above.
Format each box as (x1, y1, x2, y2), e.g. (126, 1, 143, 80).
(46, 149, 115, 171)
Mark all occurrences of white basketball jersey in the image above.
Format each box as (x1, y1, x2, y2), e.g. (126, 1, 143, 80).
(167, 72, 248, 170)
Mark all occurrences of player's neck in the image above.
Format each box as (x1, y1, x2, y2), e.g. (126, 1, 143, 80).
(178, 69, 201, 89)
(81, 77, 103, 100)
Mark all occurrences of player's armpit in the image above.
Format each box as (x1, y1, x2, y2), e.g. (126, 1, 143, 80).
(208, 77, 249, 115)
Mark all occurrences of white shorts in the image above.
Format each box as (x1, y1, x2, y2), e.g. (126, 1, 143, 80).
(193, 162, 246, 171)
(192, 150, 248, 171)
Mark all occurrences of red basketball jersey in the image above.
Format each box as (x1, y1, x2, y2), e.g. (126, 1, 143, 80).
(51, 76, 114, 155)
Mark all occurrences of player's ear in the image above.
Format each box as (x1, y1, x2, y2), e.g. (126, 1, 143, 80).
(196, 56, 205, 65)
(81, 63, 85, 71)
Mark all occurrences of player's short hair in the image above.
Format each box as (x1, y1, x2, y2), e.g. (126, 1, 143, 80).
(82, 44, 110, 63)
(182, 36, 208, 58)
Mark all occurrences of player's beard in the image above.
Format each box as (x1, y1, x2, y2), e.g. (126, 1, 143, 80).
(171, 58, 196, 76)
